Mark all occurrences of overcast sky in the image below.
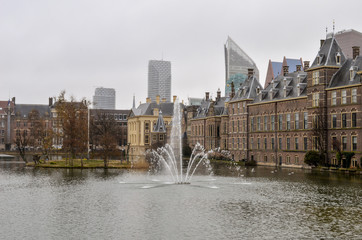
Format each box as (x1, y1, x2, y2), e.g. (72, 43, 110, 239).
(1, 0, 362, 109)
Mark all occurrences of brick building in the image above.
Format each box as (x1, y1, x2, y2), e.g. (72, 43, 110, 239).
(90, 109, 130, 149)
(189, 34, 362, 168)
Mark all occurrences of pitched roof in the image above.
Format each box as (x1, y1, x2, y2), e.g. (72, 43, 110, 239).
(15, 104, 51, 118)
(193, 96, 229, 119)
(130, 102, 183, 117)
(310, 36, 346, 69)
(254, 71, 307, 103)
(271, 61, 283, 78)
(0, 101, 15, 115)
(328, 56, 362, 88)
(231, 75, 263, 102)
(284, 58, 303, 72)
(153, 111, 166, 132)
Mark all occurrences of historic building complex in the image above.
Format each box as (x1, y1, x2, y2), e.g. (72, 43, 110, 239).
(2, 29, 361, 169)
(128, 95, 184, 156)
(190, 33, 362, 168)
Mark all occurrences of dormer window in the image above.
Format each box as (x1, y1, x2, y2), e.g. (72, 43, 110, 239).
(283, 86, 287, 98)
(269, 90, 273, 99)
(297, 84, 300, 97)
(316, 56, 320, 65)
(350, 66, 358, 81)
(336, 52, 341, 65)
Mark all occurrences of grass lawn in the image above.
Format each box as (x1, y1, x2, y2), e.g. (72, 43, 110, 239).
(26, 159, 148, 169)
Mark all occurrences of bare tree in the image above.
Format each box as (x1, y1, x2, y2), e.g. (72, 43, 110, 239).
(55, 91, 89, 166)
(310, 107, 328, 166)
(14, 129, 30, 163)
(90, 110, 120, 168)
(14, 109, 43, 163)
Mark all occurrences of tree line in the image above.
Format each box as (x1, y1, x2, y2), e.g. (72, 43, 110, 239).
(15, 91, 123, 168)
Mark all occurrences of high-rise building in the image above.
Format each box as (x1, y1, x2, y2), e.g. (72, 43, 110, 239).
(224, 37, 259, 97)
(93, 87, 116, 109)
(148, 60, 171, 102)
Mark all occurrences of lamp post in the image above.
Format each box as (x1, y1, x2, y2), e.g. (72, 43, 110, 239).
(87, 106, 90, 160)
(126, 142, 130, 164)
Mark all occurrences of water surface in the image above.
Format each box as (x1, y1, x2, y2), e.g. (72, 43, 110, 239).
(0, 161, 361, 239)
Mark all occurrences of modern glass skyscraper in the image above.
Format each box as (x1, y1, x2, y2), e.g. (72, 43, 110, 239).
(93, 87, 116, 109)
(148, 60, 171, 102)
(224, 37, 259, 96)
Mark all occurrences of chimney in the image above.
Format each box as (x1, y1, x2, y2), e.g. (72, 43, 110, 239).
(296, 65, 302, 72)
(161, 98, 166, 103)
(205, 92, 210, 101)
(217, 88, 221, 101)
(12, 97, 15, 105)
(173, 95, 177, 103)
(304, 61, 310, 71)
(352, 46, 360, 59)
(146, 98, 151, 103)
(283, 66, 289, 76)
(320, 39, 325, 48)
(156, 95, 160, 104)
(248, 68, 254, 78)
(230, 82, 235, 98)
(49, 97, 53, 106)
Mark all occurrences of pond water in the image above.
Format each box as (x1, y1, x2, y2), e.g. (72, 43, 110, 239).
(0, 161, 361, 240)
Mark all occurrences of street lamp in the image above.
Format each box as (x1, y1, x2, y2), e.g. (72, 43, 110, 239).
(126, 142, 130, 164)
(87, 106, 90, 160)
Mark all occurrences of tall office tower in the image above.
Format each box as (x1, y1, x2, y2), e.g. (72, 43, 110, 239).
(148, 60, 171, 102)
(224, 36, 259, 97)
(93, 87, 116, 109)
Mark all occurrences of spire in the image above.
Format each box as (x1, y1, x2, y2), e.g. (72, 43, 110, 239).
(132, 94, 135, 109)
(153, 110, 166, 132)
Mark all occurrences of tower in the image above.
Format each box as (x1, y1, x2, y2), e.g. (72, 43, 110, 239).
(148, 60, 171, 103)
(224, 36, 259, 97)
(93, 87, 116, 109)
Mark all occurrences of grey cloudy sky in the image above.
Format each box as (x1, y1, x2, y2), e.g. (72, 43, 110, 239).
(1, 0, 362, 109)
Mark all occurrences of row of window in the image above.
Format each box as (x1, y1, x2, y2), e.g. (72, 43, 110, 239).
(331, 112, 357, 128)
(230, 102, 246, 115)
(256, 154, 300, 165)
(331, 88, 357, 105)
(144, 134, 164, 144)
(250, 113, 308, 132)
(332, 136, 358, 151)
(226, 135, 358, 152)
(247, 137, 307, 151)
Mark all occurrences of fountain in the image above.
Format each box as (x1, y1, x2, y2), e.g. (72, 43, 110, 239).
(147, 97, 212, 184)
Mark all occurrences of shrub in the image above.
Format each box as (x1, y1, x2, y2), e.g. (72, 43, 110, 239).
(245, 159, 257, 166)
(304, 150, 322, 167)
